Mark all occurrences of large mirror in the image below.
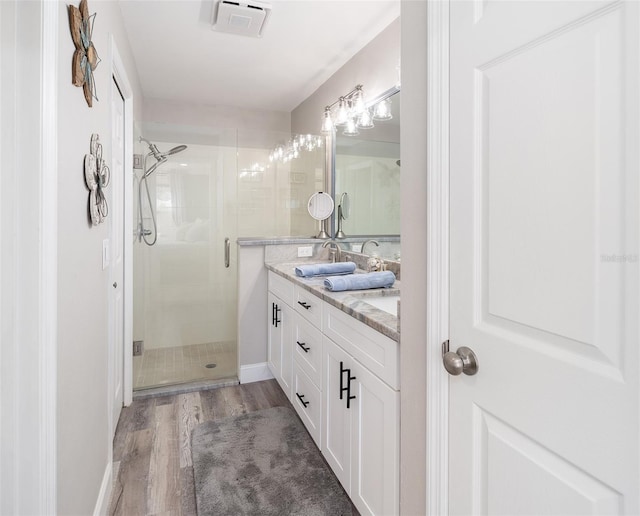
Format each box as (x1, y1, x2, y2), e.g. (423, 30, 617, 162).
(333, 88, 400, 237)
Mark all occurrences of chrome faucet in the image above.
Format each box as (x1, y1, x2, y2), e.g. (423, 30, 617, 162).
(361, 239, 380, 255)
(322, 240, 342, 263)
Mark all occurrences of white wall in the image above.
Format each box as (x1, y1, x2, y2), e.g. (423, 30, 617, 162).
(291, 18, 400, 135)
(56, 1, 142, 514)
(237, 245, 268, 367)
(143, 97, 291, 134)
(399, 1, 428, 514)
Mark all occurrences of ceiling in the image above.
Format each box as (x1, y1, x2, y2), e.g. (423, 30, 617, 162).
(118, 0, 400, 113)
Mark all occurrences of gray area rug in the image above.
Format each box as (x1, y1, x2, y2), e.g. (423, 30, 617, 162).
(191, 406, 353, 516)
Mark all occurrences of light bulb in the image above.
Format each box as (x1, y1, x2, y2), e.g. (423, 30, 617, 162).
(373, 99, 392, 121)
(321, 107, 334, 134)
(356, 108, 374, 129)
(343, 117, 359, 136)
(353, 87, 365, 114)
(335, 97, 349, 126)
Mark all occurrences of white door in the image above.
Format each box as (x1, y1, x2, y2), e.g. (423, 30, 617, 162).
(110, 78, 125, 430)
(322, 337, 352, 492)
(350, 359, 398, 516)
(267, 292, 282, 380)
(449, 1, 639, 514)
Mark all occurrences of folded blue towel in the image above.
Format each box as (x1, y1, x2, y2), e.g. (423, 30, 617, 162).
(295, 261, 357, 278)
(323, 271, 396, 292)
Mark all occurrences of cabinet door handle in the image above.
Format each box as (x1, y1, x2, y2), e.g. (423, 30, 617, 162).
(296, 393, 310, 408)
(297, 341, 310, 353)
(271, 302, 276, 326)
(297, 301, 311, 310)
(346, 370, 356, 409)
(275, 305, 281, 327)
(339, 361, 356, 408)
(339, 361, 348, 400)
(224, 237, 230, 268)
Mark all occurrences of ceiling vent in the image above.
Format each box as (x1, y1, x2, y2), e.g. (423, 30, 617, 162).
(212, 1, 272, 38)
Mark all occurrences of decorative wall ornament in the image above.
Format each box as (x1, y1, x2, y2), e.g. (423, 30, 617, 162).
(84, 134, 110, 225)
(68, 0, 100, 107)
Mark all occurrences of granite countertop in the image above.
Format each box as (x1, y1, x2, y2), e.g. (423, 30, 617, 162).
(265, 261, 400, 343)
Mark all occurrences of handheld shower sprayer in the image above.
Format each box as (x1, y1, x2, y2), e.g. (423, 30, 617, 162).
(136, 136, 188, 246)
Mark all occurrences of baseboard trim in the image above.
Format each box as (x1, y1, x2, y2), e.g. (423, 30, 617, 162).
(239, 362, 274, 384)
(93, 461, 112, 516)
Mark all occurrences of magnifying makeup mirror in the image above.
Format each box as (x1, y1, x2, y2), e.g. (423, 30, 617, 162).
(336, 192, 350, 238)
(308, 191, 334, 238)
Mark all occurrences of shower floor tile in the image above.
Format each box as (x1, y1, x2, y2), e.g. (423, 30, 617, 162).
(133, 341, 237, 391)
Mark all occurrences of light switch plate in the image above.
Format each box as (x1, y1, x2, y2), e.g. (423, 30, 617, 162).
(298, 246, 313, 258)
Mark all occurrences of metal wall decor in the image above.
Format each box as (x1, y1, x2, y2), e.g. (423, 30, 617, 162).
(68, 0, 100, 107)
(85, 134, 110, 225)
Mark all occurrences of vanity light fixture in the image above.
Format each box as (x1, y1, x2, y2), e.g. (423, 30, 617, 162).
(320, 84, 394, 136)
(268, 134, 324, 165)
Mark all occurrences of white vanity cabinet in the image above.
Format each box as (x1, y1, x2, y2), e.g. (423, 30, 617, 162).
(266, 268, 399, 516)
(322, 304, 399, 516)
(267, 274, 294, 398)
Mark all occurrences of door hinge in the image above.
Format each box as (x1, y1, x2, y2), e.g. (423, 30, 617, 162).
(133, 340, 144, 356)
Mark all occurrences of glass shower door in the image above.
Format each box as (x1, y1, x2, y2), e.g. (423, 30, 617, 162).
(132, 135, 237, 390)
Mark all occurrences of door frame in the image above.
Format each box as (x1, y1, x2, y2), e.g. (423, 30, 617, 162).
(0, 1, 58, 513)
(425, 1, 450, 515)
(108, 35, 134, 424)
(399, 1, 449, 514)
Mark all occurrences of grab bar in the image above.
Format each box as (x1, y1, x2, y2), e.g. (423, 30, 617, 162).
(224, 237, 230, 268)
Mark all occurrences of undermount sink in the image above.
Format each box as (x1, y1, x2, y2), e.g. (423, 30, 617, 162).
(351, 291, 400, 317)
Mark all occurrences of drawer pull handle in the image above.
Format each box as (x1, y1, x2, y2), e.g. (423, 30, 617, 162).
(296, 393, 310, 408)
(297, 301, 311, 310)
(297, 341, 310, 353)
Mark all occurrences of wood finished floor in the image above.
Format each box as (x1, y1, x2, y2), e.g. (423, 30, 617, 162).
(108, 379, 291, 516)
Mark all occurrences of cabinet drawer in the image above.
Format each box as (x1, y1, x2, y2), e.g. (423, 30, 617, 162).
(292, 362, 321, 446)
(293, 314, 323, 388)
(268, 271, 294, 306)
(323, 303, 399, 390)
(294, 286, 323, 328)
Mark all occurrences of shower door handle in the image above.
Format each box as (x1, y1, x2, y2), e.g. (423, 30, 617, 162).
(224, 237, 230, 268)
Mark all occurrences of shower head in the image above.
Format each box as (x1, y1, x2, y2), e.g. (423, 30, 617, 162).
(139, 137, 188, 161)
(165, 145, 187, 156)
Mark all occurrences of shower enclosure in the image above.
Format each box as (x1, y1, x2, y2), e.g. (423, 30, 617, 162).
(132, 131, 238, 390)
(131, 127, 324, 391)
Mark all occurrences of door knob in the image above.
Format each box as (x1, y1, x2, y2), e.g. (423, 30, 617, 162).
(442, 341, 478, 376)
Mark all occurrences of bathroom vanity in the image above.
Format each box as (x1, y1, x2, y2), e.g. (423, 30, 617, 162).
(266, 261, 400, 516)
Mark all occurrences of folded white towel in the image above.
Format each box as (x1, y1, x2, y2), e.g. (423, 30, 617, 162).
(295, 261, 357, 278)
(323, 271, 396, 292)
